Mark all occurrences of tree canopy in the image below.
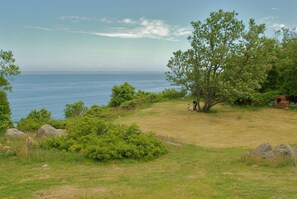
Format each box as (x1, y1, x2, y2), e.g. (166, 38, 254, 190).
(0, 50, 20, 91)
(166, 10, 277, 111)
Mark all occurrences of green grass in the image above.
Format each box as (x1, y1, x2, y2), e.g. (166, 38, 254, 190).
(1, 144, 297, 198)
(1, 99, 297, 198)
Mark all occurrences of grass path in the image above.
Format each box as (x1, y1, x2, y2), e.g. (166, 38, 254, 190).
(117, 100, 297, 148)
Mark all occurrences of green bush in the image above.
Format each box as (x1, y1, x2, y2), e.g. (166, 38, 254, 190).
(233, 91, 280, 106)
(109, 82, 135, 107)
(83, 105, 105, 117)
(0, 91, 13, 135)
(39, 117, 167, 161)
(251, 91, 280, 106)
(64, 101, 87, 118)
(120, 92, 161, 110)
(161, 88, 187, 99)
(17, 108, 52, 132)
(48, 119, 67, 129)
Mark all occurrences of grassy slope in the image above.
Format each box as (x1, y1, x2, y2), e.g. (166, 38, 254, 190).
(1, 100, 297, 199)
(117, 100, 297, 148)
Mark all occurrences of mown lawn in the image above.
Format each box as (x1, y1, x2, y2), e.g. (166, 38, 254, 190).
(1, 100, 297, 198)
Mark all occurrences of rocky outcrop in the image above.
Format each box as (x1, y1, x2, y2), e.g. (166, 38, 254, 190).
(36, 124, 66, 138)
(5, 128, 27, 139)
(242, 143, 297, 162)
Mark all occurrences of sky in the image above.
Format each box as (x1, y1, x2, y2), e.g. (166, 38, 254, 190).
(0, 0, 296, 72)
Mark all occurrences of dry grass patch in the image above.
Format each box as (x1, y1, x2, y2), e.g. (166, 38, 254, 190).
(117, 100, 297, 148)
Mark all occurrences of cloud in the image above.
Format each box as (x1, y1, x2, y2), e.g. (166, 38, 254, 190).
(271, 7, 280, 11)
(22, 25, 54, 31)
(60, 15, 93, 23)
(91, 17, 191, 41)
(272, 23, 287, 30)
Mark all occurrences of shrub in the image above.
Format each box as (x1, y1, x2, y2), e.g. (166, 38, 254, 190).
(161, 88, 187, 99)
(39, 117, 167, 161)
(0, 91, 13, 135)
(120, 92, 161, 110)
(64, 101, 87, 118)
(83, 105, 105, 118)
(250, 91, 280, 106)
(233, 90, 280, 106)
(109, 82, 135, 107)
(48, 119, 67, 129)
(17, 108, 51, 132)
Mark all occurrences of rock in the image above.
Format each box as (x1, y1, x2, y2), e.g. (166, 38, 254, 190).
(5, 128, 27, 139)
(36, 124, 66, 138)
(272, 144, 297, 159)
(242, 143, 297, 164)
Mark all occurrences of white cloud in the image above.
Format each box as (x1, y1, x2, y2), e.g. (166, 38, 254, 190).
(92, 17, 191, 41)
(22, 25, 54, 31)
(272, 23, 286, 30)
(271, 7, 280, 11)
(60, 15, 93, 23)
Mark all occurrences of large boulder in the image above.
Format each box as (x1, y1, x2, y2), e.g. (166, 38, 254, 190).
(242, 143, 297, 163)
(5, 128, 27, 139)
(36, 124, 66, 138)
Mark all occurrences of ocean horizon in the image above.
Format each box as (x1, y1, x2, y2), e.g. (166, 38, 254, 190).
(7, 71, 174, 122)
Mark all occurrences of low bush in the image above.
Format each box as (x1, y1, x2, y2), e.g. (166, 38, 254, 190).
(17, 108, 52, 132)
(250, 91, 280, 106)
(233, 91, 280, 106)
(39, 116, 167, 161)
(64, 101, 87, 118)
(120, 92, 161, 110)
(109, 82, 135, 107)
(161, 88, 187, 99)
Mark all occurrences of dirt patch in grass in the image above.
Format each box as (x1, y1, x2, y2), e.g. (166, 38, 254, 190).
(117, 101, 297, 148)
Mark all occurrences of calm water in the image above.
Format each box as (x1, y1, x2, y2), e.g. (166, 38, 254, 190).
(7, 72, 172, 122)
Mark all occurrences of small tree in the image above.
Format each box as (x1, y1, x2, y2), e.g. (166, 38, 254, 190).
(0, 50, 20, 133)
(109, 82, 135, 107)
(166, 10, 276, 111)
(0, 91, 13, 134)
(64, 101, 87, 118)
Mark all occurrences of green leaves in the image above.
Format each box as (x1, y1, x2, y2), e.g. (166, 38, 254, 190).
(109, 82, 136, 107)
(0, 50, 20, 92)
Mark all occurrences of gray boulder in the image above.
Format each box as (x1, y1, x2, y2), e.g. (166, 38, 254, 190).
(272, 144, 297, 159)
(242, 143, 297, 162)
(36, 124, 66, 138)
(5, 128, 27, 139)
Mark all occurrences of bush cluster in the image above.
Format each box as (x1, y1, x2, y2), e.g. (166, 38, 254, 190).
(120, 91, 161, 110)
(39, 116, 167, 161)
(161, 88, 187, 99)
(233, 91, 280, 106)
(17, 108, 52, 132)
(109, 82, 135, 107)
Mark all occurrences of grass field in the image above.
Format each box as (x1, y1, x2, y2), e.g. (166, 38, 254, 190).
(1, 100, 297, 198)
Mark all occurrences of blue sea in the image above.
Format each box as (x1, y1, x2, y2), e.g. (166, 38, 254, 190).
(7, 72, 173, 122)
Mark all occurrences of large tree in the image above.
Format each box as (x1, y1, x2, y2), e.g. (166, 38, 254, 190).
(278, 29, 297, 96)
(166, 10, 277, 111)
